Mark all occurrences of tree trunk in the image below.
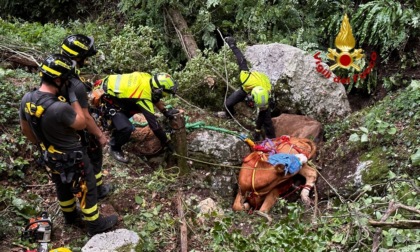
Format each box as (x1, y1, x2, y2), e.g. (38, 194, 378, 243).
(166, 7, 198, 60)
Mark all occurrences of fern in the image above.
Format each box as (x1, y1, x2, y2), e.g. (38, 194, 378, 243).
(352, 0, 418, 61)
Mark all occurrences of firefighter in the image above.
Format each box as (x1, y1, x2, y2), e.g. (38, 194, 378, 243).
(216, 36, 275, 141)
(19, 54, 118, 236)
(93, 72, 178, 163)
(60, 34, 111, 199)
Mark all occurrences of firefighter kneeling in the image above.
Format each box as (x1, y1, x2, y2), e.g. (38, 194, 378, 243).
(19, 54, 118, 236)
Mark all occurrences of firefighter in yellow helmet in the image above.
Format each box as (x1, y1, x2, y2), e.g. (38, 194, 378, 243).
(94, 72, 178, 163)
(218, 36, 275, 141)
(19, 54, 118, 236)
(60, 34, 111, 200)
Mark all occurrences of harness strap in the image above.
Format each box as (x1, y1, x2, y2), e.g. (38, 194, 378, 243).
(24, 91, 59, 148)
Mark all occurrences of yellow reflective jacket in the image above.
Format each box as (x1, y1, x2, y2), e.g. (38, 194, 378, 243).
(103, 72, 156, 113)
(240, 70, 271, 93)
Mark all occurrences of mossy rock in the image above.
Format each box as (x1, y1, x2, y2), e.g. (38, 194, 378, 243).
(360, 147, 389, 184)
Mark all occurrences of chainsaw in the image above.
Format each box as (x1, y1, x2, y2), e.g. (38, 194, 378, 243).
(21, 212, 72, 252)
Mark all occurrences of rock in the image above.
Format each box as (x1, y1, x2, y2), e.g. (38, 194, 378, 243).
(188, 130, 250, 166)
(272, 113, 324, 143)
(245, 43, 351, 122)
(197, 198, 224, 217)
(82, 229, 139, 252)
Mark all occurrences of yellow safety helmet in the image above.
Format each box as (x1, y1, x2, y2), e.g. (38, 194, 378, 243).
(151, 73, 178, 96)
(250, 86, 270, 109)
(61, 34, 97, 58)
(40, 54, 76, 80)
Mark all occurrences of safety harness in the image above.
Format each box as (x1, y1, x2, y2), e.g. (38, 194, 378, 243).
(24, 90, 88, 207)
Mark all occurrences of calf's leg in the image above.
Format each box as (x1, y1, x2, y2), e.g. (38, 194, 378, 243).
(299, 164, 317, 206)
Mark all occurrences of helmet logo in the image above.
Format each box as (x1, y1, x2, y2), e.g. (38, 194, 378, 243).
(74, 40, 89, 51)
(55, 60, 71, 70)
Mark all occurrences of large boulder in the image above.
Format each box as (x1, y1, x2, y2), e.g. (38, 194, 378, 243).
(272, 113, 323, 143)
(245, 43, 351, 122)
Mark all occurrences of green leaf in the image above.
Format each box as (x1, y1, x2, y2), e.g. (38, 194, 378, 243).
(359, 127, 369, 133)
(411, 148, 420, 166)
(361, 133, 369, 142)
(331, 233, 343, 243)
(135, 195, 143, 205)
(387, 127, 397, 135)
(12, 198, 26, 210)
(388, 171, 397, 179)
(349, 133, 360, 142)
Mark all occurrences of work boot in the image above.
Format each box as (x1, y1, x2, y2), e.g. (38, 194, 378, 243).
(97, 184, 112, 200)
(109, 150, 129, 163)
(87, 214, 118, 237)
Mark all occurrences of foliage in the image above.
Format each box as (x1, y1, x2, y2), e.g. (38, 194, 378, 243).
(352, 0, 420, 61)
(99, 24, 171, 74)
(208, 172, 419, 251)
(175, 46, 238, 111)
(0, 69, 38, 177)
(0, 0, 111, 23)
(0, 186, 40, 241)
(0, 19, 174, 76)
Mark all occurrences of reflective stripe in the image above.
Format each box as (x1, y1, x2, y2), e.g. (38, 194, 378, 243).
(82, 204, 98, 215)
(60, 205, 76, 212)
(42, 65, 61, 77)
(96, 172, 103, 186)
(95, 172, 102, 180)
(114, 75, 123, 92)
(59, 198, 76, 207)
(82, 204, 99, 221)
(59, 198, 76, 212)
(83, 212, 99, 221)
(62, 44, 78, 56)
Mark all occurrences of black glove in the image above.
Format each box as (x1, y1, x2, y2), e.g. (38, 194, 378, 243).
(253, 129, 262, 142)
(67, 82, 78, 103)
(225, 36, 237, 48)
(165, 140, 175, 153)
(163, 108, 179, 120)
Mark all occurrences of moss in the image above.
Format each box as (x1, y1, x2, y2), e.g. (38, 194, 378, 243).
(360, 147, 389, 184)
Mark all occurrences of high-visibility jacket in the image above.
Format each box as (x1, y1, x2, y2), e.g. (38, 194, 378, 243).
(240, 70, 271, 93)
(103, 72, 156, 113)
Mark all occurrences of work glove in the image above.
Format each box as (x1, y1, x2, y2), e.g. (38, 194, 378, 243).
(165, 140, 175, 154)
(163, 108, 179, 120)
(225, 36, 237, 48)
(253, 129, 263, 142)
(67, 82, 78, 103)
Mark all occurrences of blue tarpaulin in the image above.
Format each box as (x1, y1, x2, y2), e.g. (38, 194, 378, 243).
(268, 153, 302, 175)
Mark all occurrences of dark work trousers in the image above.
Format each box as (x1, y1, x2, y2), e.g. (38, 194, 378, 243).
(52, 149, 99, 223)
(230, 44, 249, 71)
(109, 111, 134, 152)
(225, 43, 250, 116)
(87, 135, 104, 187)
(225, 88, 248, 116)
(256, 108, 276, 139)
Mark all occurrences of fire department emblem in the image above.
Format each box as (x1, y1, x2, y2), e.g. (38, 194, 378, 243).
(327, 14, 364, 71)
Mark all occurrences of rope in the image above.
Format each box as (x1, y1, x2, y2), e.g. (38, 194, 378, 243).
(186, 121, 243, 137)
(308, 160, 345, 204)
(172, 153, 275, 171)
